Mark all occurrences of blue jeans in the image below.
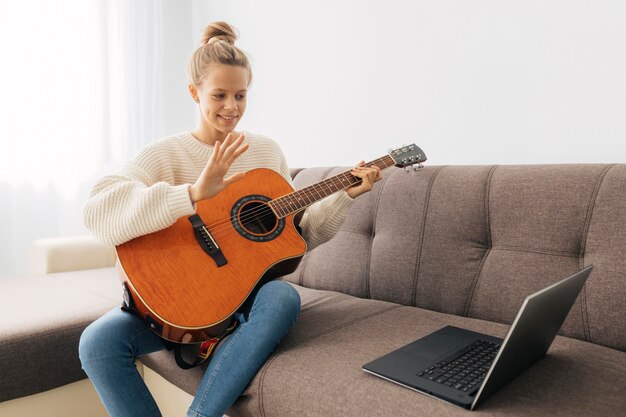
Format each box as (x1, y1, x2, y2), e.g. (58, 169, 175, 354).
(79, 280, 300, 417)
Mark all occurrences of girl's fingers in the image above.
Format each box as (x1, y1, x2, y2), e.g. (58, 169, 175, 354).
(207, 140, 221, 165)
(219, 135, 233, 159)
(223, 172, 245, 186)
(228, 143, 249, 164)
(351, 166, 381, 186)
(221, 133, 246, 161)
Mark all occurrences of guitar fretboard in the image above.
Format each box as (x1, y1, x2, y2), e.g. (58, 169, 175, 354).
(269, 155, 396, 218)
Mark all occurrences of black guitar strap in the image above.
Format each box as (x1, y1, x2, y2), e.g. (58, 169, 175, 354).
(173, 320, 239, 369)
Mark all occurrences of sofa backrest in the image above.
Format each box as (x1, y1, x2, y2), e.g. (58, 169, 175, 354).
(283, 164, 626, 352)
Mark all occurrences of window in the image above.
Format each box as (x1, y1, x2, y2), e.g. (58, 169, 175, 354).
(0, 0, 104, 198)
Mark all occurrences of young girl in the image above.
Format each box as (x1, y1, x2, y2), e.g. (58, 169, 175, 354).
(79, 21, 381, 417)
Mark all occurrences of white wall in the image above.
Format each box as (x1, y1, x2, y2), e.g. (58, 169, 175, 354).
(3, 1, 625, 276)
(191, 0, 626, 167)
(161, 1, 196, 136)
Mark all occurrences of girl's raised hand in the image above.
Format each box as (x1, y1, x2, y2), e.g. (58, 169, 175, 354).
(189, 132, 249, 203)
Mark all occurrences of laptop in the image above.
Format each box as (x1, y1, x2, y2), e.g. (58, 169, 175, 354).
(362, 265, 593, 410)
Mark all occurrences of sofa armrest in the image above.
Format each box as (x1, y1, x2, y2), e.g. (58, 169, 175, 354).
(29, 236, 117, 274)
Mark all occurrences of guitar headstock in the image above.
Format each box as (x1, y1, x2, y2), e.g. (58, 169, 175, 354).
(389, 144, 427, 168)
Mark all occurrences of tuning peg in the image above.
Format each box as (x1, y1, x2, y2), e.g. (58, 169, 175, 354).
(404, 163, 425, 172)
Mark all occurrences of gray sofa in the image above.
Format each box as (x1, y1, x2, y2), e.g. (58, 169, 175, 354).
(2, 164, 625, 416)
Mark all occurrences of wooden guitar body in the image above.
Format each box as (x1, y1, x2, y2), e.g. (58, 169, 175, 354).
(116, 168, 307, 343)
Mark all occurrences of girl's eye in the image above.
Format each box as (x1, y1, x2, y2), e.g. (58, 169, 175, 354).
(212, 93, 245, 100)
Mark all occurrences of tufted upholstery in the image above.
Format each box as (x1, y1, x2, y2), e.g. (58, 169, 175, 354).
(282, 164, 626, 352)
(5, 163, 624, 416)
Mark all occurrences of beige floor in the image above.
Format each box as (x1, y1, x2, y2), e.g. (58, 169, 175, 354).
(143, 364, 194, 416)
(0, 379, 108, 417)
(0, 363, 228, 417)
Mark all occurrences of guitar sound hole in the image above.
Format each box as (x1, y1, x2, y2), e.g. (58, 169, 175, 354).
(231, 194, 285, 242)
(239, 201, 277, 236)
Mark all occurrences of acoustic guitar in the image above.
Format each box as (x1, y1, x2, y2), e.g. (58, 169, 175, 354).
(116, 144, 427, 343)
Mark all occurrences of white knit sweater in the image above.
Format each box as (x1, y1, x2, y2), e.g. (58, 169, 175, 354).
(84, 131, 354, 250)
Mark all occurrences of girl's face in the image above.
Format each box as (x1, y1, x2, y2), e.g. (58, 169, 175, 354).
(190, 63, 249, 140)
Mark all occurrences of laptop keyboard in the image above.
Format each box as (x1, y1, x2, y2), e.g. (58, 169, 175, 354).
(417, 339, 500, 394)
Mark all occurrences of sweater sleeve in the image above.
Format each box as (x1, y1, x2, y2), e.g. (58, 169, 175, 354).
(83, 160, 196, 247)
(299, 190, 354, 251)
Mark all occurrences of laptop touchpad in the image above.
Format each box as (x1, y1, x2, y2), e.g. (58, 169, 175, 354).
(401, 334, 465, 360)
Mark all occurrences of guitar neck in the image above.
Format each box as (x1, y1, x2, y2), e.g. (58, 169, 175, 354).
(269, 154, 396, 218)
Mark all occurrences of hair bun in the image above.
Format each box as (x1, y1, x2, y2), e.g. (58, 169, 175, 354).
(188, 21, 251, 87)
(201, 21, 237, 46)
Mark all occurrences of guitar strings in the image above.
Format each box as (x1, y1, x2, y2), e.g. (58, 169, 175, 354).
(200, 169, 362, 236)
(197, 159, 393, 241)
(201, 161, 394, 241)
(205, 176, 358, 241)
(208, 176, 358, 242)
(205, 170, 366, 237)
(209, 206, 278, 242)
(202, 161, 384, 233)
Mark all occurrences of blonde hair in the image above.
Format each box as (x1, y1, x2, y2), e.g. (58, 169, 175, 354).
(187, 21, 251, 87)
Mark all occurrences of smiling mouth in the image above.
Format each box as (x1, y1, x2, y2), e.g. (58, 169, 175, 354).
(219, 115, 238, 121)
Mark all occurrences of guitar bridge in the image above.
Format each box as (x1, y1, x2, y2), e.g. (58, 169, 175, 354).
(188, 214, 228, 267)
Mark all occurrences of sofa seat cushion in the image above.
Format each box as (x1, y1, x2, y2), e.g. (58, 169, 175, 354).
(141, 283, 626, 416)
(0, 267, 120, 402)
(139, 283, 399, 391)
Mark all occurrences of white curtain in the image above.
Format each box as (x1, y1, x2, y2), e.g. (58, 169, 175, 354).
(0, 0, 167, 276)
